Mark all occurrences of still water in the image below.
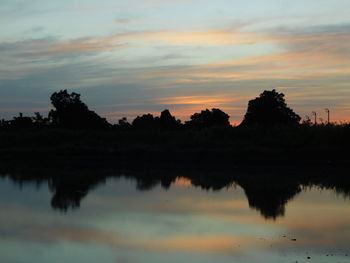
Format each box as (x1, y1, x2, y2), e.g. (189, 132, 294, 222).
(0, 169, 349, 263)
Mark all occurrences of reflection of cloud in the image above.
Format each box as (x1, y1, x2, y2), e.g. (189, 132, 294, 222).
(1, 181, 350, 258)
(144, 235, 248, 252)
(0, 213, 251, 254)
(174, 177, 192, 187)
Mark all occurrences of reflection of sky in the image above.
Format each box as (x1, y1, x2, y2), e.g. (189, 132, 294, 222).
(0, 177, 350, 263)
(1, 1, 350, 124)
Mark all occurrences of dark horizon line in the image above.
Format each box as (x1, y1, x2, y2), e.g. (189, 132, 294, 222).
(0, 89, 342, 127)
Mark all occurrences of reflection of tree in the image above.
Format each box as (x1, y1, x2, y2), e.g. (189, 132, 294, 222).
(133, 174, 177, 191)
(188, 173, 302, 219)
(190, 175, 235, 191)
(1, 165, 349, 219)
(48, 175, 106, 211)
(238, 180, 301, 219)
(51, 189, 87, 211)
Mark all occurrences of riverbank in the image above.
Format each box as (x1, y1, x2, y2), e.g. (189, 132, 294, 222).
(0, 125, 349, 165)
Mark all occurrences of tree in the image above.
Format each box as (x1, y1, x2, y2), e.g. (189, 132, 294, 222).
(32, 112, 49, 127)
(159, 109, 181, 130)
(185, 108, 230, 128)
(10, 113, 34, 129)
(132, 114, 160, 129)
(132, 110, 181, 130)
(117, 117, 131, 129)
(48, 90, 109, 129)
(240, 89, 301, 127)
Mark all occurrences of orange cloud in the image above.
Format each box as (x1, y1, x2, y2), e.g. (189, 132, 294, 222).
(155, 95, 234, 105)
(2, 30, 260, 60)
(140, 30, 261, 46)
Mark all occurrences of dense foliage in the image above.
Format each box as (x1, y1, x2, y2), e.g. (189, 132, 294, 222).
(241, 89, 301, 127)
(185, 108, 230, 128)
(49, 90, 109, 129)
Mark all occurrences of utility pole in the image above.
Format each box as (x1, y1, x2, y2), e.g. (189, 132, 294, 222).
(312, 111, 317, 124)
(325, 108, 330, 124)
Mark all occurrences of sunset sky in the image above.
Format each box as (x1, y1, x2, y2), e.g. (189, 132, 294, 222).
(1, 0, 350, 124)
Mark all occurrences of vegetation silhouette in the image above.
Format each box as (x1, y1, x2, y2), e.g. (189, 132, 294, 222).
(9, 113, 34, 129)
(49, 90, 109, 129)
(185, 108, 230, 128)
(160, 109, 181, 130)
(131, 110, 181, 130)
(0, 88, 342, 131)
(118, 117, 131, 129)
(132, 113, 159, 129)
(240, 89, 301, 127)
(0, 89, 349, 220)
(1, 163, 349, 219)
(0, 89, 350, 165)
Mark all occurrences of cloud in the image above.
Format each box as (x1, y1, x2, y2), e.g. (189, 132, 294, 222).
(0, 37, 127, 61)
(115, 18, 134, 25)
(155, 95, 235, 105)
(1, 23, 350, 122)
(137, 0, 199, 8)
(0, 27, 267, 63)
(2, 22, 349, 64)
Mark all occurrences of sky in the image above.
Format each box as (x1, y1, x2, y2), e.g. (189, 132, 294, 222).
(1, 0, 350, 124)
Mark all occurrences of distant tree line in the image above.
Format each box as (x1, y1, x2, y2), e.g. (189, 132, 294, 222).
(0, 89, 306, 130)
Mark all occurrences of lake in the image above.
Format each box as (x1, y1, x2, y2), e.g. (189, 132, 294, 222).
(0, 166, 349, 263)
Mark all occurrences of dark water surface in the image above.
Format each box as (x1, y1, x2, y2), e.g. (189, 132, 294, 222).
(0, 166, 349, 263)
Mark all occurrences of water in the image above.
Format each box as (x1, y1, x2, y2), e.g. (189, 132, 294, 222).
(0, 168, 349, 263)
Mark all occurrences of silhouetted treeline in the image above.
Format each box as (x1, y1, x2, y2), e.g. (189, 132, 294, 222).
(132, 109, 182, 130)
(1, 90, 110, 130)
(0, 89, 312, 130)
(1, 89, 350, 165)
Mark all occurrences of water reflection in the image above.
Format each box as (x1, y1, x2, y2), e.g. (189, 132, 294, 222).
(1, 164, 349, 219)
(0, 163, 350, 263)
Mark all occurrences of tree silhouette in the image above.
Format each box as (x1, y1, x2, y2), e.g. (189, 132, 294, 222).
(48, 90, 109, 129)
(185, 108, 230, 128)
(117, 117, 131, 129)
(7, 113, 34, 129)
(32, 112, 49, 127)
(240, 89, 301, 127)
(160, 109, 181, 130)
(132, 110, 181, 130)
(132, 114, 160, 129)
